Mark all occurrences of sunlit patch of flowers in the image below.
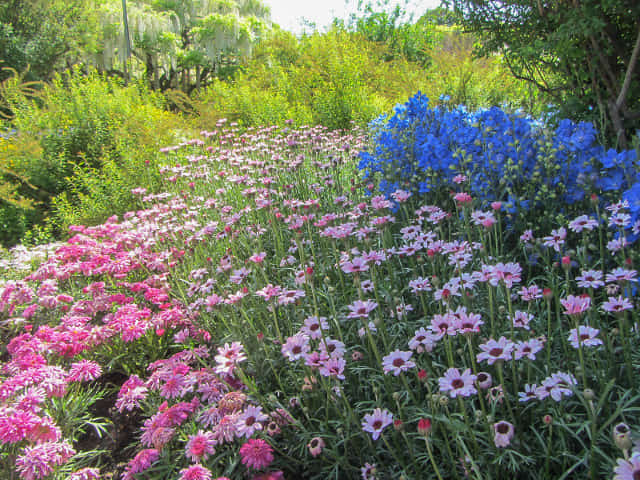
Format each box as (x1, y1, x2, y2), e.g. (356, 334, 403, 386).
(0, 112, 638, 480)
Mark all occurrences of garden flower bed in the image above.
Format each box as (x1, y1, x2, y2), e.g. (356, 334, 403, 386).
(1, 102, 639, 480)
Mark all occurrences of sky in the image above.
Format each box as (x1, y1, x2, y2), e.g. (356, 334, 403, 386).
(264, 0, 442, 34)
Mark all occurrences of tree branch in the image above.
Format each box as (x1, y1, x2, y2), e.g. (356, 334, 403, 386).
(616, 25, 640, 110)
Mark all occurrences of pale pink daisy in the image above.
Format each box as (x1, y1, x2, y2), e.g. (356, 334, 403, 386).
(568, 326, 602, 348)
(236, 405, 268, 438)
(576, 269, 604, 289)
(300, 316, 329, 340)
(381, 350, 416, 376)
(518, 384, 538, 402)
(568, 215, 598, 233)
(510, 311, 533, 330)
(347, 299, 378, 319)
(281, 333, 310, 361)
(438, 368, 477, 398)
(513, 338, 544, 360)
(318, 357, 346, 380)
(560, 295, 591, 316)
(408, 327, 437, 353)
(362, 408, 393, 440)
(361, 462, 377, 480)
(542, 227, 566, 252)
(476, 337, 514, 364)
(519, 284, 542, 301)
(602, 295, 634, 313)
(605, 267, 637, 283)
(453, 308, 483, 334)
(613, 452, 640, 480)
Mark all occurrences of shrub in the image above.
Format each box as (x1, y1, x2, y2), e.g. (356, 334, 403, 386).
(0, 70, 185, 245)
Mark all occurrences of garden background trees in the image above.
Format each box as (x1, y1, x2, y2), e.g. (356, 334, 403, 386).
(447, 0, 640, 148)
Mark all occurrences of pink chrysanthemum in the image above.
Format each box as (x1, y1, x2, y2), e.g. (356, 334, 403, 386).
(179, 464, 213, 480)
(239, 439, 274, 470)
(16, 441, 75, 480)
(68, 360, 102, 382)
(185, 430, 216, 462)
(362, 408, 393, 440)
(68, 467, 100, 480)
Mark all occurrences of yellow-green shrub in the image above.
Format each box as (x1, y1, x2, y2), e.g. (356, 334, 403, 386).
(0, 70, 185, 245)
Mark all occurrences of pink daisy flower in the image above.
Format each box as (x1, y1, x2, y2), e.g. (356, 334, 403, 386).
(542, 227, 566, 252)
(408, 327, 437, 353)
(281, 333, 310, 361)
(476, 337, 515, 364)
(513, 338, 544, 360)
(576, 269, 604, 289)
(560, 295, 591, 316)
(438, 368, 477, 398)
(568, 326, 602, 349)
(381, 350, 416, 376)
(568, 215, 598, 233)
(347, 299, 378, 319)
(613, 452, 640, 480)
(300, 316, 329, 340)
(362, 408, 393, 440)
(239, 439, 274, 470)
(510, 311, 533, 330)
(236, 405, 268, 438)
(602, 295, 634, 314)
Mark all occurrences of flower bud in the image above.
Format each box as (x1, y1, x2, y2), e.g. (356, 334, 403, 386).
(418, 418, 432, 436)
(613, 423, 632, 451)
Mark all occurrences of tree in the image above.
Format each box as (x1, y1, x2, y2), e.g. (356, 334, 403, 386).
(94, 0, 271, 92)
(0, 0, 99, 81)
(446, 0, 640, 148)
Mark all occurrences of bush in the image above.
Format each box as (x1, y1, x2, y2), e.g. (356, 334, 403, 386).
(194, 27, 544, 131)
(0, 70, 185, 245)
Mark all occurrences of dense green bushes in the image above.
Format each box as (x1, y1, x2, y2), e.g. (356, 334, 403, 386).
(193, 26, 545, 131)
(0, 71, 184, 246)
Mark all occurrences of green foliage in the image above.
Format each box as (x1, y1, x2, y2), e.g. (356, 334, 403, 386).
(0, 70, 184, 245)
(0, 0, 99, 81)
(447, 0, 640, 147)
(194, 25, 545, 130)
